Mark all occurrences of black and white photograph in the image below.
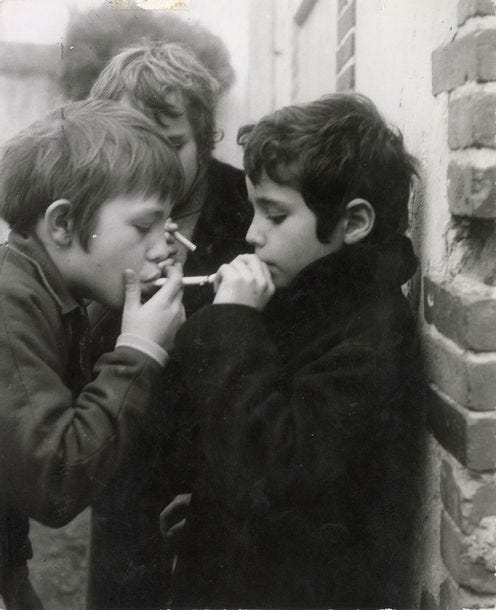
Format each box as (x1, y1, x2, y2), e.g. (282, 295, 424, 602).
(0, 1, 495, 608)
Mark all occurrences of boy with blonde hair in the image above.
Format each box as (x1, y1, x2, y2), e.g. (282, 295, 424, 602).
(0, 99, 184, 608)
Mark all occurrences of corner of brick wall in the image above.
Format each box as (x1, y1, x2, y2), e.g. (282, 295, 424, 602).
(422, 0, 496, 607)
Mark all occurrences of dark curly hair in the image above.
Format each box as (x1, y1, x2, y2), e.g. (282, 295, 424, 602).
(238, 93, 418, 243)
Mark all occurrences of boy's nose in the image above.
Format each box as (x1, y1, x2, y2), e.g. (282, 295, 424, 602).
(146, 233, 171, 263)
(246, 221, 264, 248)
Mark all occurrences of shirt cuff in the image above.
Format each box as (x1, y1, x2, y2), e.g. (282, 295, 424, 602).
(116, 333, 169, 367)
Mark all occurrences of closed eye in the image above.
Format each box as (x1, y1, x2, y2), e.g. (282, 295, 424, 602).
(266, 214, 286, 224)
(133, 224, 153, 234)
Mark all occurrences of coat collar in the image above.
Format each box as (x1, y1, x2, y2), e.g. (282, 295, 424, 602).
(6, 231, 80, 315)
(286, 234, 417, 297)
(268, 234, 417, 319)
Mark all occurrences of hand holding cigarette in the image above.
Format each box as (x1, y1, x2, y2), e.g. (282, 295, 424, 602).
(165, 219, 197, 253)
(172, 230, 197, 252)
(213, 254, 275, 311)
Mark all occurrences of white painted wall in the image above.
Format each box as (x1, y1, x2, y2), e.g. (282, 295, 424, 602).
(294, 0, 337, 103)
(0, 0, 251, 166)
(179, 0, 250, 167)
(355, 0, 459, 276)
(354, 1, 460, 601)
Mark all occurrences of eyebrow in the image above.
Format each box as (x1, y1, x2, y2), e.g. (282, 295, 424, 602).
(129, 207, 166, 221)
(253, 197, 287, 209)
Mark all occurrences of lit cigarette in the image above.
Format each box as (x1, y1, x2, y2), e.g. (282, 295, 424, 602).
(152, 274, 215, 287)
(172, 229, 197, 252)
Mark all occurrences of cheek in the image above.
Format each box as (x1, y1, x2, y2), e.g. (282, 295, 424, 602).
(180, 146, 199, 183)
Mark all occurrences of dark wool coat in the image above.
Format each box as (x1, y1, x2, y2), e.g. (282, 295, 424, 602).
(87, 159, 252, 610)
(171, 235, 423, 609)
(0, 232, 165, 607)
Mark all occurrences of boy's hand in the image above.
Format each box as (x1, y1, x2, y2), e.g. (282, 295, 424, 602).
(159, 218, 179, 269)
(213, 254, 275, 311)
(121, 264, 185, 352)
(159, 492, 191, 545)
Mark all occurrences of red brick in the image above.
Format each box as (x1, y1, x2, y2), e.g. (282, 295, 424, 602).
(424, 275, 496, 351)
(424, 327, 496, 411)
(432, 30, 496, 94)
(336, 64, 355, 92)
(448, 93, 496, 149)
(337, 0, 355, 43)
(337, 32, 354, 73)
(428, 385, 496, 471)
(448, 161, 496, 218)
(441, 459, 496, 533)
(441, 511, 496, 593)
(458, 0, 496, 26)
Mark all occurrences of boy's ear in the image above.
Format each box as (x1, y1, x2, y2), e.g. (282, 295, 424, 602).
(44, 199, 75, 247)
(342, 198, 376, 245)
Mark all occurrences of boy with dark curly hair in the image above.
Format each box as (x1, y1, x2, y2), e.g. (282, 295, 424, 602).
(167, 92, 423, 609)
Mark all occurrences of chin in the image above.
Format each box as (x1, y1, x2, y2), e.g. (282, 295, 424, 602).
(94, 290, 124, 311)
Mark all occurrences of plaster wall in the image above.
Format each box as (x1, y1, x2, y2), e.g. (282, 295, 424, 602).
(294, 0, 337, 104)
(354, 1, 460, 601)
(246, 0, 338, 123)
(0, 74, 63, 146)
(355, 0, 458, 279)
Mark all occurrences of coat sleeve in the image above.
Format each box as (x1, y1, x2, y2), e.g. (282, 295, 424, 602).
(0, 284, 164, 527)
(174, 303, 409, 520)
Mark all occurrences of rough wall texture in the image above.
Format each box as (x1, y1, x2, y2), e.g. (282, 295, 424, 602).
(422, 0, 496, 606)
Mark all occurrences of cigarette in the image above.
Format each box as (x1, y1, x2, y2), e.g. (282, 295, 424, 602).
(171, 229, 197, 252)
(152, 274, 215, 287)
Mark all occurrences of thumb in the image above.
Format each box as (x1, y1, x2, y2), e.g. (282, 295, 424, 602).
(122, 269, 141, 314)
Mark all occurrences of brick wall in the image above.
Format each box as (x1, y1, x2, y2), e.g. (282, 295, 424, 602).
(336, 0, 354, 91)
(421, 0, 496, 607)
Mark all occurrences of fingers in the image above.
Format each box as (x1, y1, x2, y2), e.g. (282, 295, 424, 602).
(122, 269, 141, 314)
(166, 519, 186, 540)
(154, 263, 184, 302)
(159, 493, 191, 540)
(158, 257, 178, 271)
(164, 218, 179, 234)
